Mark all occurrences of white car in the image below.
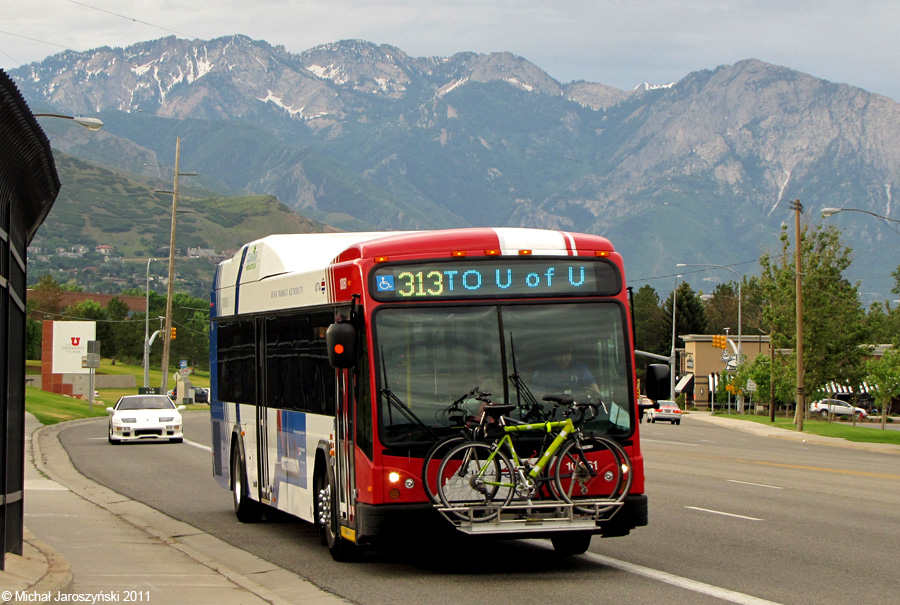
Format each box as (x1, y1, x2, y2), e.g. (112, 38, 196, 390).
(646, 400, 683, 424)
(809, 399, 867, 419)
(107, 394, 185, 444)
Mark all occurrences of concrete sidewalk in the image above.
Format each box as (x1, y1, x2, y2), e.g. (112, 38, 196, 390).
(0, 414, 348, 604)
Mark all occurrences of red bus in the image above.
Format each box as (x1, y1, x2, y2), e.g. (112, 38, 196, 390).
(210, 228, 668, 560)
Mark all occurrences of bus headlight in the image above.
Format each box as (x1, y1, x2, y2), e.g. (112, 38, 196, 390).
(388, 471, 401, 483)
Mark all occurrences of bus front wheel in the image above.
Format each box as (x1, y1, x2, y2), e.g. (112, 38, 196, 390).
(318, 465, 359, 562)
(551, 532, 592, 555)
(232, 446, 263, 523)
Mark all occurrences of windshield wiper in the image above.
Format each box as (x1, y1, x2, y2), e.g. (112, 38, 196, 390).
(380, 347, 438, 441)
(508, 332, 547, 422)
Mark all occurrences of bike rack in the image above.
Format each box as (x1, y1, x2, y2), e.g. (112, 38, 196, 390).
(436, 498, 625, 535)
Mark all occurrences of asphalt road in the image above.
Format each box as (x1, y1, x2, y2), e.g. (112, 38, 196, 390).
(59, 413, 900, 605)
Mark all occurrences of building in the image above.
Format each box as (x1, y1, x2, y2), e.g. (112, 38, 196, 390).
(677, 334, 772, 409)
(0, 68, 61, 568)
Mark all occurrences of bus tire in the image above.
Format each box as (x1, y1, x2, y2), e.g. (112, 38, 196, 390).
(232, 445, 263, 523)
(322, 465, 359, 562)
(551, 532, 593, 555)
(314, 468, 328, 546)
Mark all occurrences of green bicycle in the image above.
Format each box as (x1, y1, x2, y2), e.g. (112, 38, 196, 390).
(435, 395, 632, 523)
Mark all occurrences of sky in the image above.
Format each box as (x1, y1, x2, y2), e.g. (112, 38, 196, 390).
(3, 0, 900, 102)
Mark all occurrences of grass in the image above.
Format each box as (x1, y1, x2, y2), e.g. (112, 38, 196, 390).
(712, 413, 900, 445)
(25, 359, 210, 425)
(25, 386, 110, 425)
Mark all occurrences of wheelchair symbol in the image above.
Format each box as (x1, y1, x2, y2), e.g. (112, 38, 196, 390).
(377, 275, 395, 291)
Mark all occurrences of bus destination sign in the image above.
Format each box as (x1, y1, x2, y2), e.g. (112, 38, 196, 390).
(371, 259, 620, 300)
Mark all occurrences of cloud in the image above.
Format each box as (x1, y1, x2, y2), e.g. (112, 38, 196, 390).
(3, 0, 898, 100)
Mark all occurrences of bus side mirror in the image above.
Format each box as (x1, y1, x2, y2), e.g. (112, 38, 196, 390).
(644, 364, 671, 402)
(326, 322, 357, 368)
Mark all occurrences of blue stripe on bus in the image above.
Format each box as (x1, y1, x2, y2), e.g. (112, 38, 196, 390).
(233, 245, 250, 315)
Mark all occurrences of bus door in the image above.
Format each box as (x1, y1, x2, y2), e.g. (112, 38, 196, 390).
(256, 321, 275, 505)
(333, 367, 358, 541)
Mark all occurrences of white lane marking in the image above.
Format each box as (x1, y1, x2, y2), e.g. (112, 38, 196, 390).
(583, 552, 781, 605)
(643, 438, 699, 447)
(728, 479, 782, 490)
(185, 438, 212, 452)
(686, 506, 763, 521)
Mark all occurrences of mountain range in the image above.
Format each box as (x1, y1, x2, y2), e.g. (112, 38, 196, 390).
(12, 35, 900, 301)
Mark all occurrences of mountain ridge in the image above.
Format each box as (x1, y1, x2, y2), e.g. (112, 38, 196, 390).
(13, 36, 900, 301)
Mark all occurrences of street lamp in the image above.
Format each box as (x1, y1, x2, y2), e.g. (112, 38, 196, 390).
(677, 263, 743, 373)
(670, 274, 682, 399)
(33, 114, 104, 131)
(821, 207, 900, 223)
(143, 258, 155, 389)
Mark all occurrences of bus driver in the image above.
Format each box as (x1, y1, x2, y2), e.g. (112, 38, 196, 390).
(532, 351, 602, 399)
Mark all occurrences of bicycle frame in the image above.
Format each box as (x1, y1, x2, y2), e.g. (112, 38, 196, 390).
(476, 416, 578, 488)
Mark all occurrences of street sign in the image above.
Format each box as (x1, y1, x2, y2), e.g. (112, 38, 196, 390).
(82, 340, 101, 368)
(747, 379, 758, 392)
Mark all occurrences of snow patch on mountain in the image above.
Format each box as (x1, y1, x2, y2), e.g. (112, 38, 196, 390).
(258, 89, 304, 116)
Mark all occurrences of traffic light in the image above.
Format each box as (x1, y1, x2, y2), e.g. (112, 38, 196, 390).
(170, 326, 177, 340)
(711, 334, 727, 349)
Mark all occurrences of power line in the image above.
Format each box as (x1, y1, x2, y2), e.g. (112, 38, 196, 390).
(62, 0, 198, 39)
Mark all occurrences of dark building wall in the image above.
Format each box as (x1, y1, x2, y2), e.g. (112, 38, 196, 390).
(0, 68, 61, 568)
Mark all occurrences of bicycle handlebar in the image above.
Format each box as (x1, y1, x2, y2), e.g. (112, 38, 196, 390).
(541, 394, 601, 424)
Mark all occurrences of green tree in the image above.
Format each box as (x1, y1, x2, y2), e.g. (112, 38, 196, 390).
(758, 224, 868, 425)
(704, 282, 739, 335)
(662, 281, 708, 348)
(633, 284, 668, 356)
(863, 300, 900, 345)
(736, 352, 796, 416)
(866, 347, 900, 429)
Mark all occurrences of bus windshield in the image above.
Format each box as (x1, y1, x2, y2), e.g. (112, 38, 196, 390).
(373, 302, 632, 445)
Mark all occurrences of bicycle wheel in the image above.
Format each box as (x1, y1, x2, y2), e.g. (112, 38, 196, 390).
(436, 441, 514, 522)
(421, 435, 467, 504)
(551, 436, 632, 515)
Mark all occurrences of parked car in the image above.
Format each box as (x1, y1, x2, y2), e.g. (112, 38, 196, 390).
(809, 398, 867, 419)
(646, 400, 683, 424)
(107, 394, 185, 444)
(167, 387, 208, 403)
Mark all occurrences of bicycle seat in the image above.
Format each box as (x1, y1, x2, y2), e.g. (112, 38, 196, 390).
(481, 403, 516, 419)
(541, 394, 574, 406)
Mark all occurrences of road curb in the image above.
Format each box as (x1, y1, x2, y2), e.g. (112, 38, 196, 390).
(688, 412, 900, 454)
(31, 418, 348, 605)
(0, 529, 73, 603)
(21, 529, 75, 597)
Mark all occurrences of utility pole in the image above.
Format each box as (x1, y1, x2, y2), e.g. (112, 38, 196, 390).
(670, 274, 682, 399)
(791, 199, 805, 432)
(769, 336, 776, 422)
(159, 138, 195, 393)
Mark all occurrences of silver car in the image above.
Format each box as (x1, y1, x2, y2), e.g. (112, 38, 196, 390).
(646, 400, 683, 425)
(809, 398, 867, 419)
